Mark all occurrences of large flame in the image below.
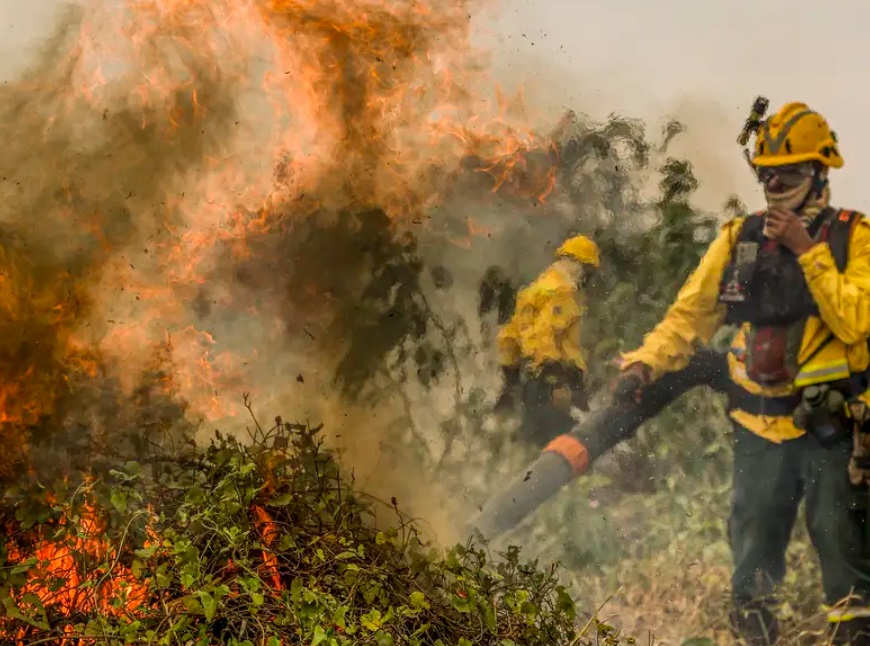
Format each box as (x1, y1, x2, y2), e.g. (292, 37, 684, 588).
(0, 0, 554, 431)
(0, 0, 562, 631)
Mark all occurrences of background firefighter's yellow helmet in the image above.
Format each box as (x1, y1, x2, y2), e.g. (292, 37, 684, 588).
(556, 235, 600, 267)
(752, 101, 843, 169)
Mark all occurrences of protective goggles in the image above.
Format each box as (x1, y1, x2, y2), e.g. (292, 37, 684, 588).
(755, 163, 815, 188)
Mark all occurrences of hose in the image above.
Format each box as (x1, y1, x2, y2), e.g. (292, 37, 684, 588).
(464, 349, 729, 543)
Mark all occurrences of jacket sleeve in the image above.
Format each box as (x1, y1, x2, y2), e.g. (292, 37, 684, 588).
(618, 219, 740, 377)
(799, 216, 870, 345)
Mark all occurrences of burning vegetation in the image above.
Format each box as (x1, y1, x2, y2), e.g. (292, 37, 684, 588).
(0, 0, 723, 642)
(0, 0, 609, 642)
(1, 422, 605, 645)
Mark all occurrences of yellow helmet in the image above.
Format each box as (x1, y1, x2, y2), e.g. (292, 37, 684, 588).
(557, 235, 600, 267)
(752, 101, 843, 168)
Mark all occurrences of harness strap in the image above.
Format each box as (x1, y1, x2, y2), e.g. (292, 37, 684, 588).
(727, 383, 802, 417)
(827, 209, 860, 271)
(728, 372, 870, 418)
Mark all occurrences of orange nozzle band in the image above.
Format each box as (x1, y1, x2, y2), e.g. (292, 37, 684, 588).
(543, 434, 589, 476)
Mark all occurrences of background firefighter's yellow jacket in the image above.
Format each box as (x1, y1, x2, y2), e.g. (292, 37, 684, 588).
(498, 261, 586, 376)
(620, 213, 870, 443)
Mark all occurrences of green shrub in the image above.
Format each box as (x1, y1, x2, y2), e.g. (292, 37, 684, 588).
(0, 418, 639, 645)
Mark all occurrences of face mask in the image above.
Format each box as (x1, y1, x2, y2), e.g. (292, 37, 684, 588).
(552, 258, 587, 289)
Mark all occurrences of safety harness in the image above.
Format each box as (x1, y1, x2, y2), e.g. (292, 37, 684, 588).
(719, 207, 866, 417)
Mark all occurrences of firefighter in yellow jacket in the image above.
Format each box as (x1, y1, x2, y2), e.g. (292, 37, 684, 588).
(616, 101, 870, 645)
(494, 235, 599, 449)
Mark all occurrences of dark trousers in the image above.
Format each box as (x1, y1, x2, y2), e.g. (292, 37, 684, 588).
(516, 376, 576, 449)
(729, 422, 870, 644)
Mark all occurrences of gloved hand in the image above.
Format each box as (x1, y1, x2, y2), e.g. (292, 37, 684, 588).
(550, 384, 573, 412)
(543, 364, 589, 413)
(549, 384, 590, 412)
(611, 362, 651, 404)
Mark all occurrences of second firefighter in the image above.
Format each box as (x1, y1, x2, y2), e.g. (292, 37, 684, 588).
(494, 234, 600, 449)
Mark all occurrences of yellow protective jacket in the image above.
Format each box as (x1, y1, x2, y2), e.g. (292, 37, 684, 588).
(620, 211, 870, 443)
(498, 261, 587, 376)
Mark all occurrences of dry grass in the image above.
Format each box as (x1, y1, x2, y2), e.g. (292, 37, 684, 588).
(586, 515, 828, 645)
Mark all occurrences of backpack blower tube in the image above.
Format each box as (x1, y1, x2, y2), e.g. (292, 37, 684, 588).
(464, 350, 729, 543)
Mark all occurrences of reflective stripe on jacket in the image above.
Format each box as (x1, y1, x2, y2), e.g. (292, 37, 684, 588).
(620, 212, 870, 443)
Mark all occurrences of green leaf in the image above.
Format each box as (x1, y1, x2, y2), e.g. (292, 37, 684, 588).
(196, 591, 217, 622)
(361, 609, 383, 631)
(270, 493, 294, 506)
(2, 596, 49, 630)
(332, 605, 349, 628)
(21, 593, 45, 613)
(110, 489, 128, 514)
(556, 585, 576, 621)
(312, 625, 328, 646)
(10, 558, 37, 574)
(375, 631, 395, 646)
(450, 594, 471, 613)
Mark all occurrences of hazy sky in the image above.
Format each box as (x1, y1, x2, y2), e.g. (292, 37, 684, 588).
(2, 0, 868, 209)
(483, 1, 870, 208)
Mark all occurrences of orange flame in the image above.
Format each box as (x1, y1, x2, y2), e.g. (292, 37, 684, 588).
(0, 0, 568, 640)
(35, 0, 555, 428)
